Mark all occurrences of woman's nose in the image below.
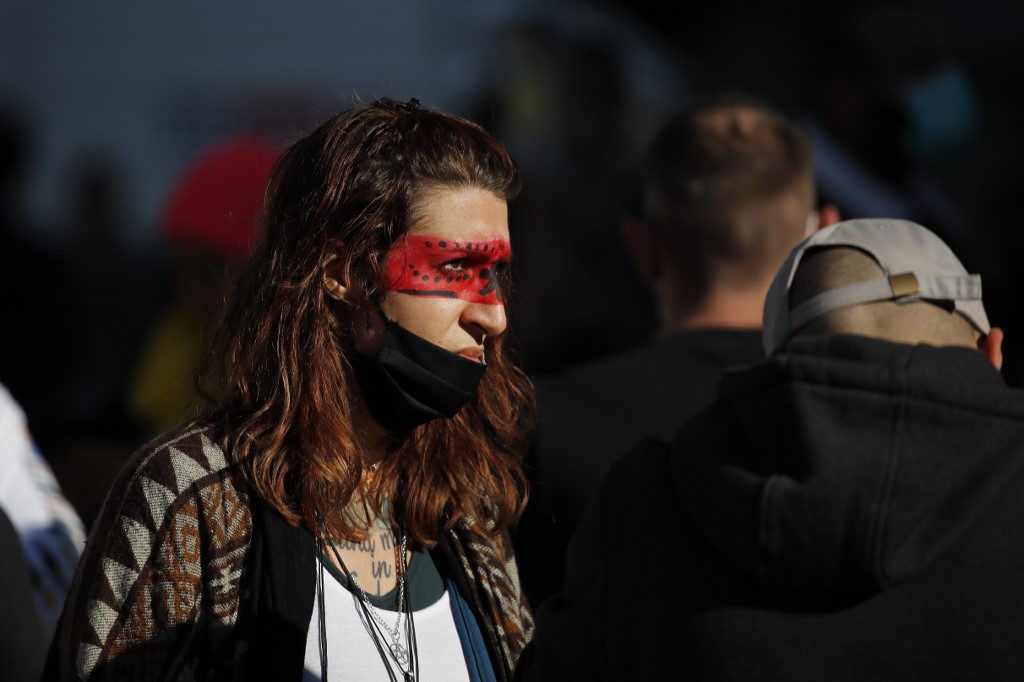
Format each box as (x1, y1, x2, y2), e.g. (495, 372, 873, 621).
(462, 300, 508, 338)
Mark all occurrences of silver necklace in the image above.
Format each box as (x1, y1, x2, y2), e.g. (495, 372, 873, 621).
(349, 532, 409, 665)
(324, 528, 417, 680)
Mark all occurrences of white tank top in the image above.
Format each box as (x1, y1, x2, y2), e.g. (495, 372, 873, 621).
(303, 555, 471, 681)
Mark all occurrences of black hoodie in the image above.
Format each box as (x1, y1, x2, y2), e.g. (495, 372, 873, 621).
(518, 334, 1024, 681)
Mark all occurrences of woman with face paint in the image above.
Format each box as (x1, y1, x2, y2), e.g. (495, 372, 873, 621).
(43, 98, 537, 682)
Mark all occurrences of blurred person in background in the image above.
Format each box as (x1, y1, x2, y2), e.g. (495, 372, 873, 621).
(0, 503, 50, 682)
(514, 92, 836, 608)
(799, 1, 985, 274)
(0, 105, 74, 450)
(0, 381, 85, 634)
(127, 135, 281, 439)
(1, 103, 164, 531)
(489, 25, 658, 376)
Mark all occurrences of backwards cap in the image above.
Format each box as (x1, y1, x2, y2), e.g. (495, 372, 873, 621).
(161, 135, 280, 258)
(762, 218, 989, 354)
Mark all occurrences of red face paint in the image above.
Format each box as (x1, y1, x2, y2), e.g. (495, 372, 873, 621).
(382, 235, 512, 304)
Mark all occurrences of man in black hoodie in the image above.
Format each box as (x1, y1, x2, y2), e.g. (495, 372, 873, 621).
(515, 218, 1018, 681)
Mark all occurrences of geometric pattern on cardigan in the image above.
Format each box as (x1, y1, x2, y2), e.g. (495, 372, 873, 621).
(60, 425, 252, 681)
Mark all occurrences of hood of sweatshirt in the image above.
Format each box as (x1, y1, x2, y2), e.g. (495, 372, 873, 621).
(673, 333, 1024, 592)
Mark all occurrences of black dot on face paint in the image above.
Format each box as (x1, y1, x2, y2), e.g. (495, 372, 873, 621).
(425, 241, 432, 248)
(434, 276, 441, 283)
(483, 244, 489, 252)
(439, 241, 447, 248)
(499, 244, 505, 251)
(408, 264, 415, 269)
(480, 268, 491, 280)
(422, 275, 429, 281)
(413, 270, 420, 276)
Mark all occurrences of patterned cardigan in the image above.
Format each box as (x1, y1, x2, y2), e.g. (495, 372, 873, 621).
(43, 425, 534, 681)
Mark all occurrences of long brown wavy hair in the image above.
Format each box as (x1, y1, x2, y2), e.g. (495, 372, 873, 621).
(205, 98, 536, 546)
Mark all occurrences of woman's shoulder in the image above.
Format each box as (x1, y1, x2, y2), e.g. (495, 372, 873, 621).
(133, 421, 233, 475)
(103, 421, 252, 531)
(48, 422, 256, 681)
(131, 420, 242, 484)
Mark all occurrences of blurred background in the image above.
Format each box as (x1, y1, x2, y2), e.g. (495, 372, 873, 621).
(1, 0, 1022, 529)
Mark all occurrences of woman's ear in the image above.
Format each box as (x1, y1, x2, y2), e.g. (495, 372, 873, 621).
(324, 277, 349, 301)
(323, 254, 351, 302)
(323, 254, 385, 353)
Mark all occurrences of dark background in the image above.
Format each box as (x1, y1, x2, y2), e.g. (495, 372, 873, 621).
(2, 0, 1022, 527)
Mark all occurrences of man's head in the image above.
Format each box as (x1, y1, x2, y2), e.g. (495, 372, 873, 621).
(628, 92, 830, 328)
(763, 218, 1002, 367)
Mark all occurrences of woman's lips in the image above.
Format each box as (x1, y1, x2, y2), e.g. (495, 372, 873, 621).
(457, 348, 485, 363)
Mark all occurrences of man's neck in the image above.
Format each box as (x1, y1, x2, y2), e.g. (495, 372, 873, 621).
(660, 284, 769, 335)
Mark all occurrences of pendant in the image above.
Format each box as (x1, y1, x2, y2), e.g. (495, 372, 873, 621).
(393, 642, 409, 666)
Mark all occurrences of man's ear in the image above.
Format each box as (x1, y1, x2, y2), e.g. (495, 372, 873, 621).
(816, 203, 841, 231)
(979, 326, 1004, 371)
(323, 254, 351, 302)
(622, 216, 662, 286)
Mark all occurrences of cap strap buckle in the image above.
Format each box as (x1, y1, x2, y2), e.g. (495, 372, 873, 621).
(888, 272, 920, 299)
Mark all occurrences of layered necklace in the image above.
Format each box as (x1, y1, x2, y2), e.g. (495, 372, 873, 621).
(316, 511, 419, 682)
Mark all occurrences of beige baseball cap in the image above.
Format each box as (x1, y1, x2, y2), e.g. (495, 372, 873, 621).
(763, 218, 990, 355)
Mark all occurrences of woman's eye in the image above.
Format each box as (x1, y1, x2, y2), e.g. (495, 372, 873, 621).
(440, 259, 468, 273)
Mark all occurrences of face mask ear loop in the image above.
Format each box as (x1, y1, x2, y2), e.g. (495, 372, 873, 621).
(367, 297, 397, 342)
(343, 295, 388, 359)
(351, 296, 388, 338)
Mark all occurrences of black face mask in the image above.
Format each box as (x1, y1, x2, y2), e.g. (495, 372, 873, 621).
(349, 315, 487, 433)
